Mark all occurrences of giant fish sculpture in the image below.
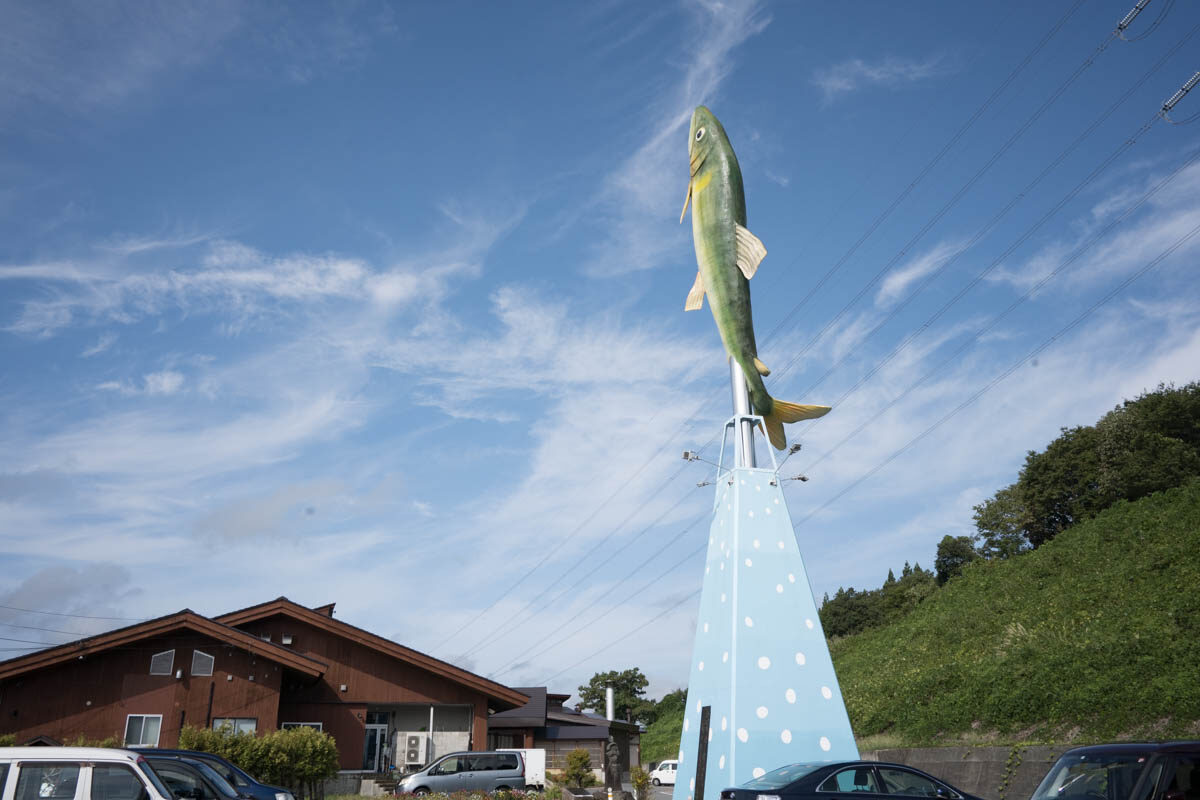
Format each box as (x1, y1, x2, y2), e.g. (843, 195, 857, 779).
(681, 105, 830, 450)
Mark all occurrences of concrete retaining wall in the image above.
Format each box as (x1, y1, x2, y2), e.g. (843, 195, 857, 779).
(863, 746, 1066, 800)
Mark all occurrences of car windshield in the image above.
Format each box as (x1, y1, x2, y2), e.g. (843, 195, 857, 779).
(742, 764, 825, 790)
(1031, 752, 1152, 800)
(194, 758, 249, 789)
(187, 762, 239, 799)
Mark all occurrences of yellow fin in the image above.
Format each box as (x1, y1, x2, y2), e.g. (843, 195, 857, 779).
(753, 357, 770, 376)
(762, 400, 832, 450)
(680, 181, 692, 223)
(735, 223, 767, 279)
(685, 271, 705, 311)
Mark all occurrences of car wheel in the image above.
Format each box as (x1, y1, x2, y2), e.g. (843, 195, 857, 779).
(413, 789, 430, 796)
(652, 779, 661, 786)
(495, 787, 511, 793)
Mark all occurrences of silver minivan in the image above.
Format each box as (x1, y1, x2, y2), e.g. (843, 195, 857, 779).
(398, 751, 525, 795)
(0, 747, 174, 800)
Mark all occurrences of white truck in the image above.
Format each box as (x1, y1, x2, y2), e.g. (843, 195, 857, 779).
(499, 748, 546, 789)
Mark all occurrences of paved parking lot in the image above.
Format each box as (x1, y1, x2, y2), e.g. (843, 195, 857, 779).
(651, 785, 674, 800)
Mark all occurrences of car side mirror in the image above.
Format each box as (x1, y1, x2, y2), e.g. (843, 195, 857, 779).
(935, 789, 955, 799)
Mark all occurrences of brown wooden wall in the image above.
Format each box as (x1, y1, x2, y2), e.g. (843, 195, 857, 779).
(236, 615, 494, 769)
(0, 631, 285, 747)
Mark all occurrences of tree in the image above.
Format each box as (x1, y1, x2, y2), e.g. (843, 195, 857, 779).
(577, 668, 649, 722)
(1019, 425, 1104, 547)
(972, 484, 1029, 559)
(934, 535, 978, 585)
(562, 748, 597, 788)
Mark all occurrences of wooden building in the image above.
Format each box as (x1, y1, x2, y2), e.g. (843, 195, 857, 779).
(0, 598, 528, 773)
(487, 687, 641, 778)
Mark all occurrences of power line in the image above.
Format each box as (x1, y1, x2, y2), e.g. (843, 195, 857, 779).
(794, 183, 1200, 530)
(799, 134, 1200, 483)
(0, 603, 146, 621)
(771, 7, 1129, 384)
(791, 25, 1197, 408)
(759, 0, 1090, 347)
(0, 619, 106, 637)
(492, 513, 710, 677)
(456, 482, 701, 661)
(538, 588, 703, 686)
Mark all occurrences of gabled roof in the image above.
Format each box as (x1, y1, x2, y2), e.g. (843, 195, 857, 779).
(489, 686, 549, 728)
(488, 686, 640, 732)
(0, 609, 326, 681)
(215, 597, 528, 708)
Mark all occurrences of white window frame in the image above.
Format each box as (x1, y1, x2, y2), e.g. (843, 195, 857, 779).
(280, 722, 323, 731)
(213, 718, 257, 734)
(125, 713, 163, 746)
(149, 649, 175, 676)
(191, 650, 215, 677)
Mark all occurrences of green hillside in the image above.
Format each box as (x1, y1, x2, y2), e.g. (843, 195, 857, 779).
(832, 478, 1200, 745)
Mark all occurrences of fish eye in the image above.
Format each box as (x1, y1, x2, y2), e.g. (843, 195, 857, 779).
(695, 128, 706, 142)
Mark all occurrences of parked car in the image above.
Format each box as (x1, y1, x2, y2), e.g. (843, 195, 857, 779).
(1030, 741, 1200, 800)
(396, 751, 526, 795)
(129, 749, 293, 800)
(0, 747, 174, 800)
(651, 760, 679, 786)
(142, 755, 243, 800)
(720, 761, 985, 800)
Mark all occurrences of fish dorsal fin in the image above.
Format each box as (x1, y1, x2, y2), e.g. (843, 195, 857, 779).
(685, 270, 705, 311)
(735, 223, 766, 279)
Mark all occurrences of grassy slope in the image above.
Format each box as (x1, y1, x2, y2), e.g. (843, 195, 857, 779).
(831, 479, 1200, 744)
(642, 714, 683, 765)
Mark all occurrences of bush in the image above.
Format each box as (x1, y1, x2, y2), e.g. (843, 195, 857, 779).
(178, 725, 339, 798)
(0, 734, 15, 746)
(562, 748, 597, 789)
(631, 767, 651, 800)
(65, 733, 123, 748)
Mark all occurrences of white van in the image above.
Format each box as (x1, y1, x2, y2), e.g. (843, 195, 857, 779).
(649, 760, 678, 786)
(0, 747, 174, 800)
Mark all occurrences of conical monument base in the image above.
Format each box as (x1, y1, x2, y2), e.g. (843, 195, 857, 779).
(671, 463, 858, 800)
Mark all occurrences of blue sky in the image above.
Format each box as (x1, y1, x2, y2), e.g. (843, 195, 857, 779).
(2, 0, 1199, 703)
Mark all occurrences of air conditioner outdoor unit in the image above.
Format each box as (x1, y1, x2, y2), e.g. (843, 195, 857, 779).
(404, 733, 426, 767)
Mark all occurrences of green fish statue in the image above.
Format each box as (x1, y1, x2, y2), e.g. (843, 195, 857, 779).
(680, 105, 830, 450)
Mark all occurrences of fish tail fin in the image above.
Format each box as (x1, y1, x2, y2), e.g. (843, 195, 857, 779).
(762, 399, 831, 451)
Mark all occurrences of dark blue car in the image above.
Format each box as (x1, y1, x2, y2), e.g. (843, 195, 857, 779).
(130, 749, 295, 800)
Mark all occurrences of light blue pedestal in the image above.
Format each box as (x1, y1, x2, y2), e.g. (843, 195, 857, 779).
(671, 462, 858, 800)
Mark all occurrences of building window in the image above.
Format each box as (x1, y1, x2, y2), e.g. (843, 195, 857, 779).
(191, 650, 215, 677)
(213, 718, 257, 734)
(149, 650, 175, 676)
(281, 722, 323, 731)
(125, 714, 163, 746)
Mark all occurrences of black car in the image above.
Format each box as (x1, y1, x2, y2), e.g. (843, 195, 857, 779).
(1030, 741, 1200, 800)
(721, 761, 985, 800)
(129, 749, 294, 800)
(144, 755, 243, 800)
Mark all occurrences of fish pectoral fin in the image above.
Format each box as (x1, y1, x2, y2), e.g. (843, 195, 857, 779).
(680, 181, 692, 224)
(753, 357, 770, 376)
(684, 271, 705, 311)
(735, 223, 767, 279)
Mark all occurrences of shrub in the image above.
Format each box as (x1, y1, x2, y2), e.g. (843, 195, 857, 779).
(178, 725, 338, 798)
(0, 734, 15, 746)
(631, 767, 651, 800)
(562, 748, 597, 788)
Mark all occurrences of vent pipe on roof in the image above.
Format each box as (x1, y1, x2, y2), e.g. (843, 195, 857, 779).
(605, 687, 614, 721)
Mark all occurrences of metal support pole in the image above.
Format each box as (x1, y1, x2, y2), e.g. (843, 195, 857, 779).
(730, 358, 755, 468)
(695, 706, 711, 800)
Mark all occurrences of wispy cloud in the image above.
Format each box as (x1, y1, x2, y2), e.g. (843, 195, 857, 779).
(80, 332, 117, 357)
(812, 55, 944, 102)
(875, 240, 964, 308)
(584, 0, 771, 276)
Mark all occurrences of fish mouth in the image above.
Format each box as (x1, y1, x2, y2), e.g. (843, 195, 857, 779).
(689, 148, 707, 176)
